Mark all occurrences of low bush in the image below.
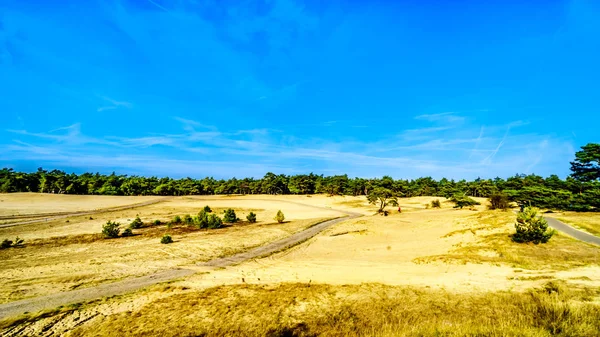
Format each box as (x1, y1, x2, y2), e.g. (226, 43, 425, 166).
(1, 239, 13, 249)
(183, 214, 193, 225)
(160, 234, 173, 244)
(512, 207, 555, 244)
(152, 219, 161, 226)
(203, 205, 212, 213)
(274, 210, 285, 223)
(450, 195, 481, 209)
(246, 212, 257, 223)
(489, 192, 510, 210)
(102, 221, 121, 238)
(207, 214, 223, 229)
(172, 215, 182, 224)
(121, 228, 133, 237)
(431, 199, 441, 208)
(129, 216, 144, 229)
(223, 208, 238, 223)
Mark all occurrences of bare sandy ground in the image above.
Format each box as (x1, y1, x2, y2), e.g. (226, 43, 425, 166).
(1, 194, 600, 336)
(0, 195, 346, 303)
(0, 196, 342, 240)
(0, 193, 165, 217)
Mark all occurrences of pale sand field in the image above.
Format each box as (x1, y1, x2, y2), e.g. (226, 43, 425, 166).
(0, 195, 342, 240)
(0, 193, 165, 217)
(0, 195, 344, 303)
(1, 194, 600, 336)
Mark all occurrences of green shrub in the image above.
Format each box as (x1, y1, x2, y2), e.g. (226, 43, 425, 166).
(0, 237, 24, 249)
(489, 192, 510, 210)
(203, 205, 212, 213)
(512, 207, 555, 244)
(152, 219, 161, 226)
(274, 210, 285, 223)
(1, 239, 13, 249)
(431, 199, 441, 208)
(160, 234, 173, 244)
(450, 195, 481, 209)
(207, 214, 223, 229)
(194, 213, 209, 229)
(223, 208, 238, 223)
(172, 215, 182, 224)
(102, 221, 121, 238)
(129, 216, 144, 229)
(122, 228, 133, 237)
(246, 212, 257, 223)
(183, 214, 193, 225)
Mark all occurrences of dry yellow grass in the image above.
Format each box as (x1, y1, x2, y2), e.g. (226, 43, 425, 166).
(416, 210, 600, 270)
(0, 216, 327, 304)
(61, 282, 600, 337)
(545, 211, 600, 237)
(2, 194, 600, 336)
(0, 194, 345, 304)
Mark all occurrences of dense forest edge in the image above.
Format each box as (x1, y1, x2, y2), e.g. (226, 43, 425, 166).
(1, 143, 598, 212)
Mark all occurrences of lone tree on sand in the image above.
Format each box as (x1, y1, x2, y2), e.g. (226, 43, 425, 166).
(274, 210, 285, 223)
(367, 187, 400, 213)
(512, 207, 555, 244)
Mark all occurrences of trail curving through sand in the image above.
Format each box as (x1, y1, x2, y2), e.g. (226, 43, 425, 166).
(0, 199, 361, 320)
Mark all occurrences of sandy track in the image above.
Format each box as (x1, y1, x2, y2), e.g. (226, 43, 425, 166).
(0, 201, 361, 320)
(0, 197, 174, 228)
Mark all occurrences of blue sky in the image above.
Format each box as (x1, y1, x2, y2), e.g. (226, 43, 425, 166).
(1, 0, 598, 179)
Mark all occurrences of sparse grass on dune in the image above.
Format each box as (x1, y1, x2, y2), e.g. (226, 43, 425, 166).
(64, 282, 600, 337)
(549, 212, 600, 237)
(416, 210, 600, 270)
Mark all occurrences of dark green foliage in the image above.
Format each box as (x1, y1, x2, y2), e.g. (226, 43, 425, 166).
(223, 208, 238, 223)
(102, 221, 121, 238)
(512, 207, 555, 244)
(367, 187, 400, 213)
(183, 214, 193, 225)
(160, 234, 173, 244)
(207, 214, 223, 229)
(152, 219, 161, 226)
(246, 212, 257, 223)
(203, 205, 212, 213)
(489, 192, 510, 210)
(122, 228, 133, 237)
(450, 195, 481, 209)
(570, 143, 600, 182)
(129, 216, 143, 229)
(508, 186, 572, 210)
(1, 147, 599, 212)
(431, 199, 441, 208)
(274, 210, 285, 223)
(172, 215, 182, 224)
(1, 239, 13, 249)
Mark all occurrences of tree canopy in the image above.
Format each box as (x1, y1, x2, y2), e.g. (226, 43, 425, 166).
(570, 143, 600, 182)
(0, 143, 598, 212)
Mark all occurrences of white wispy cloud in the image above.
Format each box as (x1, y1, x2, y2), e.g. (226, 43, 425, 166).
(414, 112, 465, 123)
(1, 115, 575, 179)
(97, 96, 133, 112)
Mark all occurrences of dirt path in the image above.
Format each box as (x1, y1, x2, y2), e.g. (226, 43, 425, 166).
(0, 197, 174, 228)
(0, 202, 361, 320)
(545, 216, 600, 246)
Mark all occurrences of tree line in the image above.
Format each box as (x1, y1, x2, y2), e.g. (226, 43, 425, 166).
(1, 143, 598, 211)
